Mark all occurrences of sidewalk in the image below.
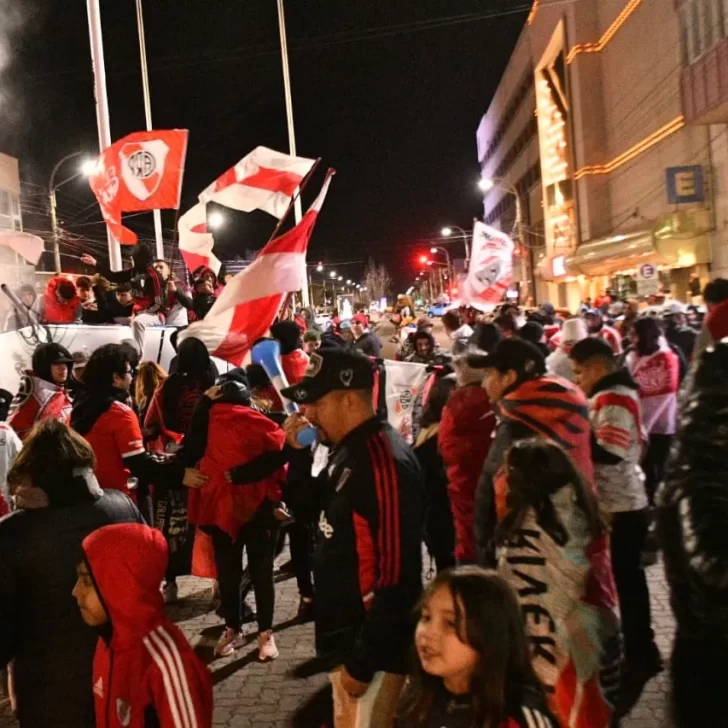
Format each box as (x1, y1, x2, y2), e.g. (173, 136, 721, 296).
(0, 556, 676, 727)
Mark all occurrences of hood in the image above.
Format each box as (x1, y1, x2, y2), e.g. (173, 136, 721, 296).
(176, 336, 213, 380)
(131, 244, 153, 272)
(499, 375, 591, 459)
(591, 367, 639, 395)
(31, 342, 72, 383)
(707, 299, 728, 343)
(71, 386, 128, 435)
(83, 523, 166, 645)
(46, 275, 77, 301)
(270, 320, 303, 355)
(191, 265, 218, 288)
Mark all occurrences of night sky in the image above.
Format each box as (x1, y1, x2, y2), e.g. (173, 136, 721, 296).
(2, 0, 527, 290)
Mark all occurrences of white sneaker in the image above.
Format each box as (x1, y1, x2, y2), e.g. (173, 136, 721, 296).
(257, 631, 279, 662)
(214, 627, 244, 658)
(162, 581, 178, 604)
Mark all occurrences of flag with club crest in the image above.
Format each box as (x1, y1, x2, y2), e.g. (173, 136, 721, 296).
(89, 129, 189, 245)
(462, 221, 515, 308)
(180, 170, 335, 365)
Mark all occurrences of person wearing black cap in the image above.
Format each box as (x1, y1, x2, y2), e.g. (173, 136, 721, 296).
(280, 348, 424, 726)
(8, 342, 74, 440)
(472, 338, 594, 566)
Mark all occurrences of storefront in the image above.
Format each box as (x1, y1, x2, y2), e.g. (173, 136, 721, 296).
(538, 209, 712, 310)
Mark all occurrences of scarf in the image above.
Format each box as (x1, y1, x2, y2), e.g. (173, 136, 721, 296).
(71, 387, 131, 435)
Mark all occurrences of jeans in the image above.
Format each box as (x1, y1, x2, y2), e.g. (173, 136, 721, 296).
(130, 311, 164, 353)
(611, 509, 655, 666)
(210, 514, 277, 632)
(641, 434, 673, 505)
(289, 521, 315, 599)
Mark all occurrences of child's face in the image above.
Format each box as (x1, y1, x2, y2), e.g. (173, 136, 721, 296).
(73, 561, 109, 627)
(415, 586, 479, 691)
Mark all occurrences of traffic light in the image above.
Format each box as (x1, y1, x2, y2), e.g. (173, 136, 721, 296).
(419, 254, 429, 265)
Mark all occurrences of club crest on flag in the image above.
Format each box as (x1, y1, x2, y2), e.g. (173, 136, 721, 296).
(120, 140, 169, 202)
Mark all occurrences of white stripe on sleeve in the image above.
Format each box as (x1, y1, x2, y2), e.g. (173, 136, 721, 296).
(143, 634, 186, 728)
(155, 626, 198, 728)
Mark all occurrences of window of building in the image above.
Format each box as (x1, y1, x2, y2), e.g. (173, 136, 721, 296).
(680, 8, 690, 66)
(693, 0, 703, 57)
(0, 190, 9, 218)
(716, 0, 726, 38)
(704, 0, 715, 48)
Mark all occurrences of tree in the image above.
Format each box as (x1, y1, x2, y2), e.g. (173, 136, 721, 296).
(362, 259, 392, 303)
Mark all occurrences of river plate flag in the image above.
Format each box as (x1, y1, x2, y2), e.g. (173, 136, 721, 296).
(89, 129, 189, 245)
(179, 169, 335, 366)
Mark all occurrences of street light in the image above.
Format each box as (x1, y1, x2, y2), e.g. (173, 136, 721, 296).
(338, 276, 343, 281)
(441, 225, 470, 264)
(346, 279, 352, 285)
(478, 177, 495, 193)
(208, 211, 225, 230)
(50, 152, 96, 273)
(316, 263, 324, 272)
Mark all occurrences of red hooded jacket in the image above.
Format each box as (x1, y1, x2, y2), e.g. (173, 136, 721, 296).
(40, 276, 81, 324)
(83, 523, 212, 728)
(438, 384, 496, 562)
(187, 403, 286, 540)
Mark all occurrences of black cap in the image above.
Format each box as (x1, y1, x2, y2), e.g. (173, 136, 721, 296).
(465, 338, 546, 374)
(280, 348, 374, 404)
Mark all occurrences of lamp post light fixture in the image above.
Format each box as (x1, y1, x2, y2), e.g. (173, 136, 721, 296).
(441, 224, 470, 264)
(207, 211, 225, 230)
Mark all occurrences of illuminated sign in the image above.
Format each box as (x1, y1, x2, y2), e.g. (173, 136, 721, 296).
(666, 166, 704, 204)
(552, 255, 566, 277)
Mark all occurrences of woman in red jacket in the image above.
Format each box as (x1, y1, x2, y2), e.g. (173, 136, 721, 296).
(183, 374, 286, 661)
(74, 523, 212, 728)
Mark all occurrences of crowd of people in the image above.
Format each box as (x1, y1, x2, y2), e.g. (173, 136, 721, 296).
(0, 245, 727, 727)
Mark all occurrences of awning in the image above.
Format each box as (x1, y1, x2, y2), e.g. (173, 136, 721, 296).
(539, 210, 712, 281)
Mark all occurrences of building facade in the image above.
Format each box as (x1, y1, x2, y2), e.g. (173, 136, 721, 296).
(477, 0, 721, 310)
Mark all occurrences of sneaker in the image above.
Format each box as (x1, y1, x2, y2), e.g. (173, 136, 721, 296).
(257, 631, 279, 662)
(296, 597, 315, 623)
(162, 581, 178, 604)
(214, 627, 245, 658)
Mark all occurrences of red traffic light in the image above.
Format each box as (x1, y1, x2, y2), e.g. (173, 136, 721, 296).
(418, 255, 429, 264)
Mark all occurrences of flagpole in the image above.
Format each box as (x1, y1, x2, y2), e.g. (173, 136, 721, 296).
(276, 0, 310, 307)
(135, 0, 165, 261)
(86, 0, 122, 271)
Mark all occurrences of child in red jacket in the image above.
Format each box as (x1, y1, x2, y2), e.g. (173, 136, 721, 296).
(73, 523, 213, 728)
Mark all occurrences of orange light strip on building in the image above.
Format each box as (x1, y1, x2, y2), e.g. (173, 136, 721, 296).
(566, 0, 643, 64)
(574, 116, 685, 180)
(527, 0, 540, 25)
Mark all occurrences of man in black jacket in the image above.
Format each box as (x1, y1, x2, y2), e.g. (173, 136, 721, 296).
(281, 348, 424, 727)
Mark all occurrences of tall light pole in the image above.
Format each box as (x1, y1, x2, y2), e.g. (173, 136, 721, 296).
(49, 153, 95, 273)
(277, 0, 310, 307)
(478, 176, 530, 300)
(86, 0, 121, 271)
(135, 0, 165, 260)
(441, 225, 470, 265)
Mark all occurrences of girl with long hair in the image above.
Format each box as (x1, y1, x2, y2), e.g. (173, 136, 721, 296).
(398, 566, 556, 728)
(496, 439, 622, 726)
(134, 360, 167, 428)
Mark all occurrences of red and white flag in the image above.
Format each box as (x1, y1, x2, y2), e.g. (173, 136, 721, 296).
(178, 202, 221, 275)
(199, 146, 315, 219)
(462, 221, 514, 309)
(180, 169, 335, 365)
(89, 129, 189, 245)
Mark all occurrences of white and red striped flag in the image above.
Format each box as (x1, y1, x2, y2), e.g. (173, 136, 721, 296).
(180, 169, 335, 365)
(199, 146, 316, 219)
(177, 202, 221, 275)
